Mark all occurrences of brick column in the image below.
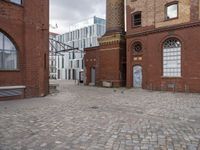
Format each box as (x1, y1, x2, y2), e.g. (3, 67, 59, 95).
(106, 0, 125, 33)
(97, 0, 126, 87)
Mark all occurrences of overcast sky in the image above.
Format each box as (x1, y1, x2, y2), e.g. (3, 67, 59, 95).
(50, 0, 106, 34)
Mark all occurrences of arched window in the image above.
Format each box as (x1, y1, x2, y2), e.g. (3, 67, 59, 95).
(163, 38, 181, 77)
(0, 32, 18, 70)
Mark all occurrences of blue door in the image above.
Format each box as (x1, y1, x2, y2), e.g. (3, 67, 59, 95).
(133, 66, 142, 88)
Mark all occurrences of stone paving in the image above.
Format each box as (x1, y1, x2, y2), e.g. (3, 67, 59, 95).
(0, 81, 200, 150)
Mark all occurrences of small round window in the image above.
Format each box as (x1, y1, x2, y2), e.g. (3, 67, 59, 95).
(133, 42, 142, 53)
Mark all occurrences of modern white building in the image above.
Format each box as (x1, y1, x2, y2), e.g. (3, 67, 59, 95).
(56, 16, 106, 80)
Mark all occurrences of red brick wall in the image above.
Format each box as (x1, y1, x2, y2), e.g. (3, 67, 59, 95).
(85, 40, 126, 87)
(126, 0, 200, 92)
(85, 47, 99, 85)
(190, 0, 199, 21)
(0, 0, 49, 99)
(98, 41, 126, 87)
(126, 25, 200, 92)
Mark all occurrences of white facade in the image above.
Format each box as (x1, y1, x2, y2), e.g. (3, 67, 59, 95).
(56, 16, 106, 80)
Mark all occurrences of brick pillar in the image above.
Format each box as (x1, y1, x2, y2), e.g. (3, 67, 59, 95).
(97, 0, 126, 87)
(106, 0, 125, 33)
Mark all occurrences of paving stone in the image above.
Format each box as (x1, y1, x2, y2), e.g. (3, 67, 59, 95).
(0, 80, 200, 149)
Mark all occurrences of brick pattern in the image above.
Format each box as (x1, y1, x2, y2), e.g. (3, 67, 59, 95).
(106, 0, 124, 32)
(0, 0, 49, 99)
(126, 25, 200, 92)
(127, 0, 191, 31)
(190, 0, 200, 21)
(126, 0, 200, 92)
(85, 0, 200, 92)
(85, 0, 126, 87)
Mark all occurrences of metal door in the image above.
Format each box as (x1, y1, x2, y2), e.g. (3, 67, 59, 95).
(91, 67, 96, 85)
(133, 65, 142, 88)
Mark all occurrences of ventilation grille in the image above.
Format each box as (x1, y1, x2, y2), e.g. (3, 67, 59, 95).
(0, 89, 23, 97)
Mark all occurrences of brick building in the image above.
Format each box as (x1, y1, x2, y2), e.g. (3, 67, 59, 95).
(85, 0, 200, 92)
(85, 0, 126, 87)
(0, 0, 49, 100)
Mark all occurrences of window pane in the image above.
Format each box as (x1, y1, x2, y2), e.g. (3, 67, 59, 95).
(10, 0, 22, 4)
(3, 50, 17, 69)
(0, 32, 3, 49)
(0, 32, 17, 70)
(163, 39, 181, 77)
(0, 50, 3, 69)
(167, 4, 178, 19)
(133, 13, 142, 26)
(4, 36, 16, 50)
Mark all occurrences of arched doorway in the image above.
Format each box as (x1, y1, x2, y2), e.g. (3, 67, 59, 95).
(133, 65, 142, 88)
(91, 67, 96, 85)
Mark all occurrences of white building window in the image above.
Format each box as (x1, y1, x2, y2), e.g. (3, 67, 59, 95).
(163, 38, 181, 77)
(0, 32, 18, 70)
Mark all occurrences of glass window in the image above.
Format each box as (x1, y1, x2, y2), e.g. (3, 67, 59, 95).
(0, 33, 3, 49)
(132, 12, 142, 27)
(163, 38, 181, 77)
(62, 56, 64, 68)
(166, 3, 178, 19)
(4, 36, 15, 50)
(10, 0, 22, 5)
(76, 60, 79, 68)
(0, 32, 18, 70)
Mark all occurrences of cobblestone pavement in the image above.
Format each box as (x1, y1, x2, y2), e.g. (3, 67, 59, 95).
(0, 81, 200, 150)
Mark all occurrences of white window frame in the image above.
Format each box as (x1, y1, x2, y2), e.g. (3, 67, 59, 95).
(0, 32, 18, 70)
(163, 38, 181, 77)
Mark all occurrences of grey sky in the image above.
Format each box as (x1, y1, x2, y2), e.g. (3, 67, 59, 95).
(50, 0, 106, 34)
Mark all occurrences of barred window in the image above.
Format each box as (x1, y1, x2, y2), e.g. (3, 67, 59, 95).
(0, 32, 18, 70)
(163, 38, 181, 77)
(132, 12, 142, 27)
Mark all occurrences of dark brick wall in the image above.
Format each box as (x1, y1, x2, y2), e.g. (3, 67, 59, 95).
(0, 0, 49, 99)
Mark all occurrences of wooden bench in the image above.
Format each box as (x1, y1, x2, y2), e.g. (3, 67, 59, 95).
(0, 86, 26, 97)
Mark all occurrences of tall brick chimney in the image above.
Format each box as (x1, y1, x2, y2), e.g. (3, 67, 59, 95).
(97, 0, 126, 87)
(106, 0, 125, 33)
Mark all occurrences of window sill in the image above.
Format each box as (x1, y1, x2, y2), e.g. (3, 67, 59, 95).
(164, 17, 178, 22)
(0, 69, 20, 72)
(132, 25, 142, 28)
(161, 76, 182, 79)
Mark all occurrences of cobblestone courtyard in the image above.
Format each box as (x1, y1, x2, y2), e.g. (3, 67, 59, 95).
(0, 81, 200, 150)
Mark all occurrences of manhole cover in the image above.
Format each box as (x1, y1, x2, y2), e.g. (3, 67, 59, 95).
(135, 110, 143, 114)
(90, 106, 99, 109)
